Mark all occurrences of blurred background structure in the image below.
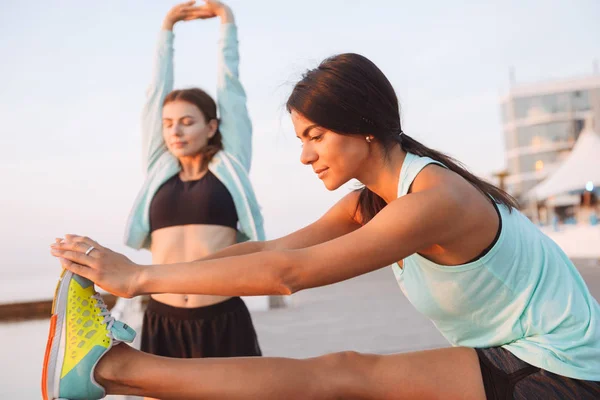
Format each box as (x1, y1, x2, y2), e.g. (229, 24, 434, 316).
(498, 72, 600, 258)
(500, 73, 600, 203)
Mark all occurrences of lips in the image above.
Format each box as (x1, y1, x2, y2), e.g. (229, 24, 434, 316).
(171, 142, 186, 148)
(314, 167, 329, 179)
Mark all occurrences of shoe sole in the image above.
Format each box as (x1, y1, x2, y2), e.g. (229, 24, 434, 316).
(42, 269, 72, 400)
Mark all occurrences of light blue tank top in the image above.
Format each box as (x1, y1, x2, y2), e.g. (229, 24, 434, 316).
(392, 153, 600, 380)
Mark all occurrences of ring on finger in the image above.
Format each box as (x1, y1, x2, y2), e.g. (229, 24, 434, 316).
(85, 246, 95, 256)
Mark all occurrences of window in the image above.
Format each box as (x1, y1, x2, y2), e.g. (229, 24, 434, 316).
(516, 121, 574, 148)
(513, 90, 588, 119)
(514, 93, 569, 119)
(518, 152, 560, 175)
(535, 160, 544, 171)
(571, 90, 590, 112)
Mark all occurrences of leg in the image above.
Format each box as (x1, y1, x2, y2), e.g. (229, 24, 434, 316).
(97, 344, 486, 400)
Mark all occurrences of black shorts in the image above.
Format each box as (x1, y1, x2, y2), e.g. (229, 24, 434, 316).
(476, 347, 600, 399)
(141, 296, 262, 358)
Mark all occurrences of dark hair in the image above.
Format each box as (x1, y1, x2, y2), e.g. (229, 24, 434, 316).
(286, 53, 518, 224)
(163, 88, 223, 170)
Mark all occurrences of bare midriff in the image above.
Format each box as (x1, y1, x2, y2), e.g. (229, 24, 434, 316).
(150, 224, 237, 308)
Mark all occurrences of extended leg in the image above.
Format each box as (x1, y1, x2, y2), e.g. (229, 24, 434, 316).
(97, 344, 485, 400)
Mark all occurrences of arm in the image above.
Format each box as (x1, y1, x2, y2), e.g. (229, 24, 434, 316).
(51, 191, 362, 297)
(189, 190, 363, 260)
(138, 185, 465, 296)
(141, 2, 217, 171)
(140, 24, 174, 171)
(214, 5, 254, 171)
(51, 182, 465, 298)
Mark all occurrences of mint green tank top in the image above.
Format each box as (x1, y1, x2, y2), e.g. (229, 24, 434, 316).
(392, 153, 600, 380)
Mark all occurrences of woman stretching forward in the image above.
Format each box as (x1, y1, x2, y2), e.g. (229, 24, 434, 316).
(46, 53, 600, 399)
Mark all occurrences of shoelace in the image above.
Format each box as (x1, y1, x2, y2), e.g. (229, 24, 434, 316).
(91, 293, 115, 338)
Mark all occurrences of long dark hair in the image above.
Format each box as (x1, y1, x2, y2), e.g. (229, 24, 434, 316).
(163, 88, 223, 170)
(286, 53, 518, 224)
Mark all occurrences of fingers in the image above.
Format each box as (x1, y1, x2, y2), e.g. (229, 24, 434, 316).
(51, 247, 96, 267)
(58, 257, 96, 282)
(51, 238, 101, 257)
(183, 11, 215, 20)
(182, 6, 213, 14)
(176, 0, 196, 9)
(64, 234, 104, 250)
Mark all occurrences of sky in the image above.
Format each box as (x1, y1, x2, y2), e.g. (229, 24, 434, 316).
(0, 0, 599, 299)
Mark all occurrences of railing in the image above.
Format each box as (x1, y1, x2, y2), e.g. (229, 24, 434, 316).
(0, 295, 118, 323)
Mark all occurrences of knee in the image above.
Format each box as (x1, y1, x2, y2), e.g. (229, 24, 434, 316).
(310, 352, 375, 398)
(316, 351, 363, 369)
(315, 351, 374, 383)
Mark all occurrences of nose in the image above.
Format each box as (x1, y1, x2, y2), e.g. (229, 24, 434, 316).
(300, 143, 318, 165)
(171, 123, 183, 137)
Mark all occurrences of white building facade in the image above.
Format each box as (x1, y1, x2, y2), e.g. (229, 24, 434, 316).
(500, 76, 600, 201)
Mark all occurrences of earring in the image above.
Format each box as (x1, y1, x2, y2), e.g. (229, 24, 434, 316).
(365, 136, 373, 143)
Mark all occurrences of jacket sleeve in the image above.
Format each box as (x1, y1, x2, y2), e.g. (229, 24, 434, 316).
(140, 30, 175, 172)
(216, 23, 253, 172)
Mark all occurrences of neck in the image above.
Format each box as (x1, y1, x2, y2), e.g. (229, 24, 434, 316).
(178, 154, 207, 181)
(357, 145, 407, 204)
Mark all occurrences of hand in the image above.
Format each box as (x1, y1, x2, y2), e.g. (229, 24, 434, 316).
(162, 1, 225, 30)
(50, 235, 142, 298)
(200, 0, 233, 22)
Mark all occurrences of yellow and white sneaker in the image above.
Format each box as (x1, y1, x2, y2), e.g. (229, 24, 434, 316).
(42, 269, 135, 400)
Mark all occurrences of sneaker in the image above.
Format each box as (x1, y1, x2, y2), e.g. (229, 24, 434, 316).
(42, 269, 136, 400)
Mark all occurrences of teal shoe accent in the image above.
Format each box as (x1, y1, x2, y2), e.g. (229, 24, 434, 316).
(58, 320, 136, 400)
(110, 321, 136, 343)
(58, 345, 106, 400)
(73, 275, 93, 289)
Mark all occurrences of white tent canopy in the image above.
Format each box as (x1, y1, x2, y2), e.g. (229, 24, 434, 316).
(528, 115, 600, 201)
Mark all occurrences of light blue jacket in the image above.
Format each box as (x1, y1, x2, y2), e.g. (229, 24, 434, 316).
(124, 24, 265, 250)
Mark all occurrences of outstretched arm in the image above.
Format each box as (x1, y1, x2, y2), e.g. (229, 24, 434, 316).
(141, 1, 217, 171)
(137, 186, 464, 296)
(51, 182, 465, 299)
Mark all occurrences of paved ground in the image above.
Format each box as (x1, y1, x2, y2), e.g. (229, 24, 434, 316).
(1, 259, 598, 398)
(254, 266, 448, 358)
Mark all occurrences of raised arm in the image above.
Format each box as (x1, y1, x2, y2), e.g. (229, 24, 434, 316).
(212, 3, 254, 171)
(141, 1, 217, 171)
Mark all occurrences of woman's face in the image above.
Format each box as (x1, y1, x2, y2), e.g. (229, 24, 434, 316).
(162, 100, 217, 158)
(291, 110, 371, 190)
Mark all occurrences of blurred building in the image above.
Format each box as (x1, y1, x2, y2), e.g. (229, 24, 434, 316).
(499, 75, 600, 202)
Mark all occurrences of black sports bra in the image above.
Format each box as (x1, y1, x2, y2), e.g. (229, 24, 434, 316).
(149, 171, 238, 233)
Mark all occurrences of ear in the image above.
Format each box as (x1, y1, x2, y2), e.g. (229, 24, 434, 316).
(207, 119, 219, 139)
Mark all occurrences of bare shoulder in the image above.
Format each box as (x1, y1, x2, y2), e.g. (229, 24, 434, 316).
(407, 162, 501, 255)
(411, 163, 480, 208)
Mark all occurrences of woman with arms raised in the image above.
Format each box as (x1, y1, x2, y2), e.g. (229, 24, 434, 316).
(114, 0, 263, 383)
